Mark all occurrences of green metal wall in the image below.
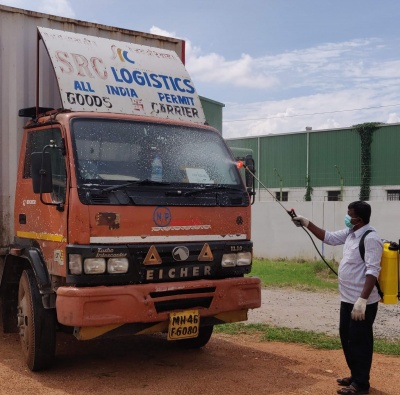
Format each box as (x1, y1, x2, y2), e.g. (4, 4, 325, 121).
(309, 128, 360, 187)
(200, 96, 224, 133)
(226, 123, 400, 189)
(260, 134, 307, 188)
(371, 125, 400, 185)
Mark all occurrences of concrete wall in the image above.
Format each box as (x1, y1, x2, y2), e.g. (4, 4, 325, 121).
(252, 201, 400, 262)
(256, 186, 400, 202)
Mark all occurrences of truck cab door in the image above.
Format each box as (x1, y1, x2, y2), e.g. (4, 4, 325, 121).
(15, 126, 68, 276)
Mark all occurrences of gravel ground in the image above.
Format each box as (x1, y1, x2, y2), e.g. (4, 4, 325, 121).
(248, 287, 400, 340)
(0, 287, 399, 394)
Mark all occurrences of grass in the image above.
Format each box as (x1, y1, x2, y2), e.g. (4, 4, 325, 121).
(214, 323, 400, 357)
(213, 258, 400, 357)
(215, 323, 342, 350)
(249, 258, 339, 291)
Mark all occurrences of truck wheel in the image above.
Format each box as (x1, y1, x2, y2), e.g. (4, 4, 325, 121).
(17, 269, 56, 371)
(175, 325, 214, 349)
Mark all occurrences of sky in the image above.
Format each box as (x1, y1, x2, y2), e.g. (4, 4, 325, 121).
(2, 0, 400, 139)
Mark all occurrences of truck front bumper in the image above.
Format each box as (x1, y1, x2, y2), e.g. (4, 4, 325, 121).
(56, 277, 261, 327)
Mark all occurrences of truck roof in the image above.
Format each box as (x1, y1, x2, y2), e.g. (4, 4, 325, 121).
(0, 5, 185, 59)
(21, 111, 218, 134)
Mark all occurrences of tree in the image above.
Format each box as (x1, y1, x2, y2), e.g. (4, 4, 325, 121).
(304, 176, 313, 201)
(353, 122, 381, 201)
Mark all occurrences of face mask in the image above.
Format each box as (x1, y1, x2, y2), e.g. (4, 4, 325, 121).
(344, 214, 354, 229)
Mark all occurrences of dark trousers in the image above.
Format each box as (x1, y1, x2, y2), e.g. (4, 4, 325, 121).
(339, 301, 378, 390)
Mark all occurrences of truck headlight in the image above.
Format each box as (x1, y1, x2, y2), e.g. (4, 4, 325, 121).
(69, 254, 82, 275)
(107, 257, 129, 273)
(236, 251, 252, 266)
(84, 258, 106, 274)
(221, 253, 237, 267)
(221, 252, 252, 267)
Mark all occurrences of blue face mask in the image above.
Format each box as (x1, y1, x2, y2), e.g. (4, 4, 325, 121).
(344, 214, 354, 229)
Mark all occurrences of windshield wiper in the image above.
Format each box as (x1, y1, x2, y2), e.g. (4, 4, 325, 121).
(183, 185, 242, 197)
(101, 179, 170, 193)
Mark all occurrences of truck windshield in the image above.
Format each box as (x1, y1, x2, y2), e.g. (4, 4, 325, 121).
(70, 118, 242, 188)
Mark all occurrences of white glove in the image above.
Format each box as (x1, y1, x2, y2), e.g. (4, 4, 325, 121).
(351, 297, 367, 320)
(292, 215, 309, 228)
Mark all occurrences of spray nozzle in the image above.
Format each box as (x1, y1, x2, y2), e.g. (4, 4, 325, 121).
(237, 160, 244, 169)
(287, 208, 297, 218)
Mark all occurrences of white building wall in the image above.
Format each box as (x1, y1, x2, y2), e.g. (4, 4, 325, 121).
(252, 201, 400, 262)
(256, 186, 400, 202)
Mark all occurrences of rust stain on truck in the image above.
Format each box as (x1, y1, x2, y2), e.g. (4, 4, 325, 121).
(95, 212, 120, 230)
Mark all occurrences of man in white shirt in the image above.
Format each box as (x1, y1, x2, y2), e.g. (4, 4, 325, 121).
(293, 201, 383, 395)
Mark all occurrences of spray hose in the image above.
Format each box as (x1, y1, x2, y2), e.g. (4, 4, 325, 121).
(240, 162, 338, 276)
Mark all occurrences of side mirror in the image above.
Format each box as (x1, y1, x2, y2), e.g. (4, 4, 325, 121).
(244, 155, 256, 204)
(31, 152, 53, 194)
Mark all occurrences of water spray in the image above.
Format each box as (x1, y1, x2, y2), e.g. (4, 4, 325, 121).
(238, 160, 338, 276)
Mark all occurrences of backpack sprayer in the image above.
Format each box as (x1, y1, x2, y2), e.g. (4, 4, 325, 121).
(238, 160, 400, 304)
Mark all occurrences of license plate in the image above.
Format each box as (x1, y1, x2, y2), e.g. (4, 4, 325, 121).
(168, 310, 200, 340)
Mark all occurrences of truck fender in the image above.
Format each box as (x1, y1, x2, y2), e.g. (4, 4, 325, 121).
(22, 248, 56, 309)
(0, 248, 55, 333)
(0, 248, 55, 309)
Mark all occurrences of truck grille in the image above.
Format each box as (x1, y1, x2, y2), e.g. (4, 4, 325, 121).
(149, 286, 215, 313)
(154, 297, 213, 313)
(90, 194, 110, 204)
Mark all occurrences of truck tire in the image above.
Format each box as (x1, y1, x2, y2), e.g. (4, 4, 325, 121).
(17, 269, 56, 371)
(175, 325, 214, 349)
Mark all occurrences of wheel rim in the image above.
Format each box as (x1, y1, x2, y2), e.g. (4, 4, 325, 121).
(18, 288, 30, 353)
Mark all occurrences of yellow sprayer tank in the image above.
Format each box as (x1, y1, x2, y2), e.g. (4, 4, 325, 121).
(379, 242, 399, 304)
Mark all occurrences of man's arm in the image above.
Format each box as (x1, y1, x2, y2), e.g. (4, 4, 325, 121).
(307, 221, 326, 242)
(360, 274, 378, 300)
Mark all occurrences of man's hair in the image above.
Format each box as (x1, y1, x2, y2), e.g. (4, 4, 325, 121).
(348, 201, 371, 224)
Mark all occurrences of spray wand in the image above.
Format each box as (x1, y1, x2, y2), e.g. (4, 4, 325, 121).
(238, 161, 338, 276)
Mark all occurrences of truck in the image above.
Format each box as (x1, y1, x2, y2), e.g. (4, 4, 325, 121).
(0, 5, 261, 371)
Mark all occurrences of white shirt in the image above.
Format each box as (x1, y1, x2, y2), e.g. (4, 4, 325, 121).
(324, 224, 383, 304)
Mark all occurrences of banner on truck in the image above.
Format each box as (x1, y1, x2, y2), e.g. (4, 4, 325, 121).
(38, 27, 206, 124)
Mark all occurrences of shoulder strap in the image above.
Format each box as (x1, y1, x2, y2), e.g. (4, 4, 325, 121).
(359, 229, 374, 261)
(358, 229, 383, 299)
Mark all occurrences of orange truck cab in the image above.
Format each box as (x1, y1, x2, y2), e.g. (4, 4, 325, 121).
(0, 26, 260, 371)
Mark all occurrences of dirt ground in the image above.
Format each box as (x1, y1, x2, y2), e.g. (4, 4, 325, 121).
(248, 288, 400, 340)
(0, 288, 399, 395)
